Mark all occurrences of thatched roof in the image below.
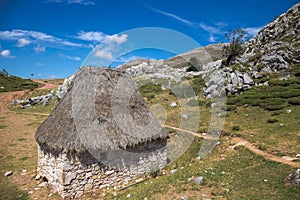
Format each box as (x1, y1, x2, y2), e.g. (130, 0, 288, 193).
(35, 67, 168, 153)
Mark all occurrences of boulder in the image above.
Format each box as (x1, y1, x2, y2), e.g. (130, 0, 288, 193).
(284, 169, 300, 186)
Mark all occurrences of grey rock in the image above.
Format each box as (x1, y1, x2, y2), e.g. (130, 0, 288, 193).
(243, 73, 254, 85)
(194, 176, 203, 184)
(38, 182, 48, 187)
(20, 104, 32, 109)
(4, 171, 13, 177)
(35, 174, 41, 180)
(170, 102, 177, 107)
(64, 172, 77, 185)
(84, 183, 93, 191)
(75, 191, 84, 198)
(284, 169, 300, 186)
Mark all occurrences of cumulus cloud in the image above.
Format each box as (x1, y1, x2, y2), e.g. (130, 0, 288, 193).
(76, 31, 104, 42)
(104, 34, 127, 44)
(58, 53, 81, 61)
(17, 38, 30, 47)
(76, 31, 128, 44)
(95, 48, 113, 60)
(0, 49, 15, 58)
(34, 45, 46, 53)
(0, 29, 83, 49)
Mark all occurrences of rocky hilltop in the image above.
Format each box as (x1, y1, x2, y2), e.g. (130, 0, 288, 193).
(57, 3, 299, 100)
(117, 3, 300, 98)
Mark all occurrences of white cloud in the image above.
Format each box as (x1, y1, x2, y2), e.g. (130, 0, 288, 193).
(76, 31, 128, 45)
(37, 73, 42, 76)
(200, 23, 223, 35)
(104, 34, 127, 44)
(146, 6, 195, 27)
(0, 49, 15, 58)
(95, 48, 113, 60)
(199, 22, 227, 42)
(34, 45, 46, 53)
(44, 0, 95, 5)
(0, 29, 83, 49)
(208, 34, 216, 43)
(245, 27, 262, 36)
(59, 53, 81, 61)
(76, 31, 104, 42)
(17, 38, 30, 47)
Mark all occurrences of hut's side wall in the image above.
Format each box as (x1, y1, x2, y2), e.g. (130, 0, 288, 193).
(37, 145, 64, 193)
(37, 139, 167, 199)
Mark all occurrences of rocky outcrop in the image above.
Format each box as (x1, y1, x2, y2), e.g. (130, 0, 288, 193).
(284, 169, 300, 186)
(235, 3, 300, 73)
(56, 73, 76, 100)
(12, 91, 55, 108)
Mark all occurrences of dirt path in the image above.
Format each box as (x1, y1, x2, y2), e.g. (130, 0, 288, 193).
(163, 125, 300, 168)
(0, 91, 25, 111)
(33, 79, 58, 90)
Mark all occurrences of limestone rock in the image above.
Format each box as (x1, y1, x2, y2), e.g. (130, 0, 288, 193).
(284, 169, 300, 186)
(4, 171, 13, 177)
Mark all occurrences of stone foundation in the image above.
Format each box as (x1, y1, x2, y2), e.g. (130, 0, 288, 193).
(37, 140, 167, 199)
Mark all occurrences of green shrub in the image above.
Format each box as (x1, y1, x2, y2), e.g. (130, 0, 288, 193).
(258, 143, 267, 151)
(186, 65, 198, 72)
(225, 105, 237, 111)
(288, 96, 300, 105)
(267, 118, 279, 123)
(232, 125, 241, 131)
(146, 93, 155, 100)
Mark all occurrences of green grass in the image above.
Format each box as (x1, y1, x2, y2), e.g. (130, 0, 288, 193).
(17, 138, 26, 142)
(224, 105, 300, 156)
(105, 139, 299, 200)
(9, 97, 58, 114)
(227, 76, 300, 111)
(0, 74, 39, 92)
(0, 125, 7, 129)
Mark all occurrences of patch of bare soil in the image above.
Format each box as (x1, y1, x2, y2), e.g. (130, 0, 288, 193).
(33, 80, 58, 90)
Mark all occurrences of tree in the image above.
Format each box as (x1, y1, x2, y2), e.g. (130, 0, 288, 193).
(0, 68, 8, 76)
(222, 28, 247, 66)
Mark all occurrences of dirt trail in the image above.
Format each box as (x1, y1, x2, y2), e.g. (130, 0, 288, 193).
(0, 91, 25, 111)
(163, 125, 300, 168)
(33, 79, 58, 89)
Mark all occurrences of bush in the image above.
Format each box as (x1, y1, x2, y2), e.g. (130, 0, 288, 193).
(225, 105, 237, 111)
(288, 96, 300, 105)
(146, 93, 155, 100)
(232, 125, 241, 131)
(267, 118, 279, 123)
(186, 65, 198, 72)
(222, 28, 247, 66)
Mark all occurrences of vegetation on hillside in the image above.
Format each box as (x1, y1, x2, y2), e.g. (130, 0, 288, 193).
(0, 69, 39, 92)
(222, 28, 247, 66)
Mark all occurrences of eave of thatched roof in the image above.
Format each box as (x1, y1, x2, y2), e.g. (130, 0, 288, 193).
(35, 67, 168, 153)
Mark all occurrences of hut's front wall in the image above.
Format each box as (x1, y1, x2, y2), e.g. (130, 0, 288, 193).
(37, 139, 167, 199)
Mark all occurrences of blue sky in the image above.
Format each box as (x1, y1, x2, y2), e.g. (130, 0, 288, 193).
(0, 0, 298, 78)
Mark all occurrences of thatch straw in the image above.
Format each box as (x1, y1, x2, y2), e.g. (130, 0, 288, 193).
(35, 67, 168, 153)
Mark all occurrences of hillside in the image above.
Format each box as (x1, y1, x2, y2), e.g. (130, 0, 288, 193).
(0, 3, 299, 200)
(0, 74, 39, 92)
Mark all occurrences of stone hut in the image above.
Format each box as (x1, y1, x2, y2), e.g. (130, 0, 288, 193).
(35, 67, 168, 199)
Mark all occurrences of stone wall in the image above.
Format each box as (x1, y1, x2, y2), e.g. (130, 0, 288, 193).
(37, 139, 167, 199)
